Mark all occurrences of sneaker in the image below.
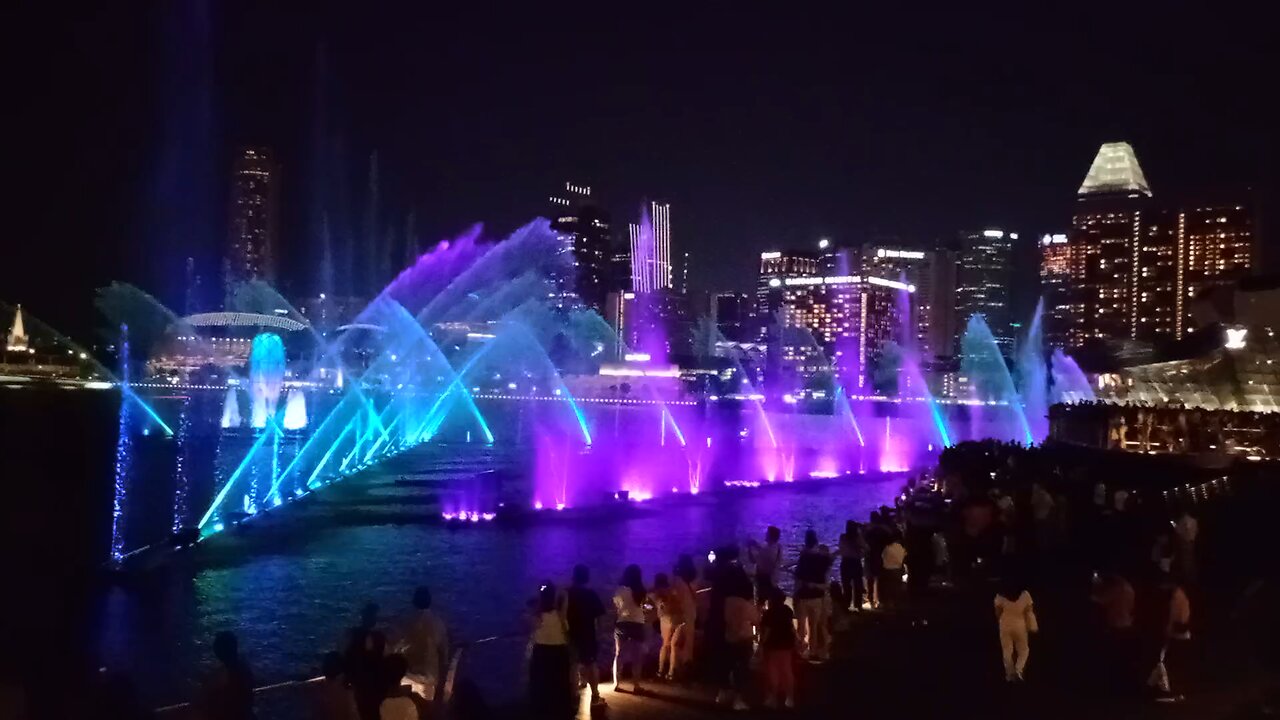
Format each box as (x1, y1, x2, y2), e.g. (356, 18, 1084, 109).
(733, 697, 750, 711)
(784, 697, 795, 709)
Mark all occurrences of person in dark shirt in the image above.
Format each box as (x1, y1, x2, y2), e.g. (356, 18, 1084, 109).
(793, 530, 832, 660)
(199, 631, 255, 720)
(344, 604, 387, 720)
(760, 589, 797, 708)
(564, 564, 606, 706)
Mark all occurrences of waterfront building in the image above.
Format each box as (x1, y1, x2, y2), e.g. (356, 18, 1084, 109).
(548, 182, 611, 313)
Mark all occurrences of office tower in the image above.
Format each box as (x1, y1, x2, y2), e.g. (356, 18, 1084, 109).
(776, 274, 908, 390)
(627, 201, 672, 293)
(957, 228, 1016, 352)
(1178, 200, 1256, 336)
(756, 250, 819, 340)
(226, 147, 279, 288)
(1060, 142, 1256, 348)
(1039, 234, 1071, 348)
(861, 244, 958, 359)
(548, 182, 611, 312)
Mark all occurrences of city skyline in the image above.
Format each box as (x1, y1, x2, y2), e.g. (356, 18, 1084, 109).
(7, 4, 1277, 338)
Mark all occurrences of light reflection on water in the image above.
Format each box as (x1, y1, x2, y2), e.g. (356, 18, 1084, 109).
(96, 446, 900, 708)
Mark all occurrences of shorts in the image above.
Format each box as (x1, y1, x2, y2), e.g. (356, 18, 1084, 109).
(570, 634, 599, 664)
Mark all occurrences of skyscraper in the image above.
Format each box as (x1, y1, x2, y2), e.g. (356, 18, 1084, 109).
(1178, 200, 1256, 336)
(1039, 233, 1071, 348)
(756, 250, 818, 340)
(1054, 142, 1256, 348)
(628, 201, 672, 293)
(776, 274, 908, 391)
(548, 182, 611, 312)
(957, 229, 1016, 352)
(226, 147, 279, 289)
(861, 245, 956, 360)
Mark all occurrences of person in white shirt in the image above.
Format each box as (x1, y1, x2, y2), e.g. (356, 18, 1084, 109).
(528, 581, 573, 717)
(396, 586, 448, 703)
(879, 536, 907, 612)
(993, 581, 1036, 681)
(613, 565, 649, 693)
(747, 526, 783, 604)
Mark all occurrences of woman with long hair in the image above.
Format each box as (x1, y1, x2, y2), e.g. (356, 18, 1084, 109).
(612, 564, 649, 693)
(528, 581, 572, 718)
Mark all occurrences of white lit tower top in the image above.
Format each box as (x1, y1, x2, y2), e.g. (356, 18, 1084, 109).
(628, 201, 672, 293)
(1078, 142, 1152, 198)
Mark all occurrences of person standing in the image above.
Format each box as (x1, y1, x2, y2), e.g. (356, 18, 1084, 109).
(1143, 572, 1192, 702)
(313, 652, 359, 720)
(565, 564, 606, 706)
(793, 530, 832, 660)
(198, 631, 255, 720)
(993, 581, 1036, 682)
(1172, 508, 1199, 584)
(748, 526, 783, 604)
(671, 555, 699, 675)
(345, 604, 387, 720)
(864, 511, 889, 608)
(879, 533, 907, 613)
(838, 521, 867, 611)
(1091, 572, 1137, 695)
(528, 582, 573, 718)
(722, 572, 758, 710)
(397, 587, 448, 703)
(1030, 482, 1056, 552)
(612, 565, 649, 694)
(653, 573, 686, 682)
(760, 589, 797, 709)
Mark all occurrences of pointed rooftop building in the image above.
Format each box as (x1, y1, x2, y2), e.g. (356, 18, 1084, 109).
(6, 304, 29, 352)
(1077, 141, 1152, 198)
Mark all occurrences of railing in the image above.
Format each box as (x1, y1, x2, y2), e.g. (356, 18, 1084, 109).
(153, 632, 525, 717)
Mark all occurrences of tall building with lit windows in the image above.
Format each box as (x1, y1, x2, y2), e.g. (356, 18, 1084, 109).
(957, 228, 1016, 352)
(628, 201, 672, 293)
(1179, 201, 1256, 335)
(226, 147, 279, 288)
(862, 245, 956, 360)
(777, 274, 909, 390)
(1039, 233, 1071, 348)
(548, 182, 611, 312)
(1056, 142, 1256, 349)
(756, 250, 818, 340)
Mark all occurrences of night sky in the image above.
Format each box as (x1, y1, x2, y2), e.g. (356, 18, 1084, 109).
(9, 3, 1278, 335)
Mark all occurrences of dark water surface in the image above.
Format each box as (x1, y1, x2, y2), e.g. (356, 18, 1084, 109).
(93, 443, 899, 708)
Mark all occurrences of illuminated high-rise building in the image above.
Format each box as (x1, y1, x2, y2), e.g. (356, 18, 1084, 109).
(628, 201, 672, 293)
(862, 244, 956, 359)
(957, 228, 1016, 352)
(713, 292, 752, 342)
(756, 250, 818, 340)
(1058, 142, 1256, 348)
(226, 147, 279, 288)
(1178, 201, 1256, 337)
(548, 182, 611, 312)
(777, 274, 910, 390)
(1039, 233, 1071, 348)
